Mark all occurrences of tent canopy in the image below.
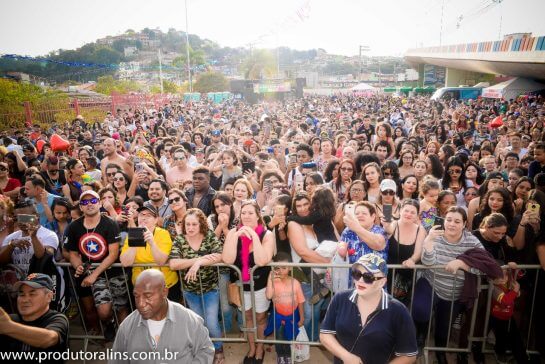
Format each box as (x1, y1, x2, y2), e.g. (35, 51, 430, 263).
(351, 83, 377, 91)
(482, 78, 545, 100)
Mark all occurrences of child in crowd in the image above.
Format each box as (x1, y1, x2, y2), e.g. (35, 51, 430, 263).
(265, 252, 305, 364)
(419, 178, 440, 231)
(490, 262, 529, 364)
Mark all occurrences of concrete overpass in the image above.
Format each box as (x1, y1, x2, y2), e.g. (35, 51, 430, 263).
(405, 34, 545, 87)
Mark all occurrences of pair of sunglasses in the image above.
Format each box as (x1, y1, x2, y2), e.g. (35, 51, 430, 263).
(351, 269, 385, 284)
(80, 198, 99, 206)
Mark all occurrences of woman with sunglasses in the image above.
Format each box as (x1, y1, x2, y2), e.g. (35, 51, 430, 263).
(373, 179, 401, 225)
(412, 207, 485, 364)
(328, 159, 356, 202)
(440, 157, 470, 207)
(162, 188, 188, 240)
(168, 208, 225, 363)
(223, 200, 275, 364)
(320, 253, 418, 364)
(0, 160, 21, 201)
(334, 180, 366, 233)
(112, 171, 131, 206)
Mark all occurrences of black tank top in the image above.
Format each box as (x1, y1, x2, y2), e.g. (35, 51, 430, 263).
(233, 229, 271, 291)
(387, 224, 419, 265)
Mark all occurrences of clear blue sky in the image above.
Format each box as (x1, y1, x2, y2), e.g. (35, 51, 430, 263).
(1, 0, 544, 56)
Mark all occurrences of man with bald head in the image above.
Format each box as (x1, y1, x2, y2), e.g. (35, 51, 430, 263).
(110, 270, 214, 364)
(100, 137, 133, 184)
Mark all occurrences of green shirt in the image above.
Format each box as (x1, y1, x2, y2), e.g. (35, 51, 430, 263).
(169, 230, 222, 293)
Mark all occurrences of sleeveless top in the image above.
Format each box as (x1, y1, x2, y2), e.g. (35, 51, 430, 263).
(291, 227, 319, 264)
(388, 224, 420, 265)
(233, 229, 270, 291)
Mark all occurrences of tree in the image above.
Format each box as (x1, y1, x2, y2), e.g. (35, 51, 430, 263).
(95, 75, 143, 95)
(193, 72, 228, 93)
(172, 46, 206, 69)
(150, 80, 179, 94)
(241, 49, 276, 79)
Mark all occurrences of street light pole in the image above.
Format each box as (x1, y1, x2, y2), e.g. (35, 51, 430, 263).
(359, 45, 370, 81)
(158, 49, 164, 93)
(185, 0, 192, 92)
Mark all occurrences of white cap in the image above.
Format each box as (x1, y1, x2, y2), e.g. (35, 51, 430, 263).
(380, 179, 397, 193)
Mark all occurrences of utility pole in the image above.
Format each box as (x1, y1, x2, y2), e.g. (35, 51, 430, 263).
(359, 45, 370, 81)
(185, 0, 192, 92)
(378, 58, 382, 87)
(158, 49, 164, 94)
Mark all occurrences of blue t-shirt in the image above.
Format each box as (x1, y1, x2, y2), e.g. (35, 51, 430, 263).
(320, 289, 418, 363)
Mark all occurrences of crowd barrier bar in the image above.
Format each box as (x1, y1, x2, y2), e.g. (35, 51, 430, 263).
(1, 262, 542, 363)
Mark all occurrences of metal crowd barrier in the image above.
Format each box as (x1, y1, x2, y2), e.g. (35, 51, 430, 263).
(0, 262, 542, 363)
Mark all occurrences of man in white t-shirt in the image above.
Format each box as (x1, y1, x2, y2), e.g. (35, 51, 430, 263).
(0, 201, 59, 276)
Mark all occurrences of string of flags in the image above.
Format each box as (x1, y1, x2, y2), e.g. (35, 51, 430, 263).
(0, 54, 217, 73)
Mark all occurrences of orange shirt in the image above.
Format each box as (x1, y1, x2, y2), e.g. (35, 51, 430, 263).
(272, 277, 305, 316)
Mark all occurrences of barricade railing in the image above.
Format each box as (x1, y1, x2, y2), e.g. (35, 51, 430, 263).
(0, 261, 542, 363)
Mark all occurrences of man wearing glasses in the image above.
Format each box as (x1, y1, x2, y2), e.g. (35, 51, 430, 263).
(65, 190, 127, 340)
(320, 254, 417, 364)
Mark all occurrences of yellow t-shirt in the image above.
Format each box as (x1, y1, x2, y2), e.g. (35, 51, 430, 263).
(121, 227, 179, 288)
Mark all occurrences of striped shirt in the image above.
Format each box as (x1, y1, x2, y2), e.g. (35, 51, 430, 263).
(421, 230, 484, 301)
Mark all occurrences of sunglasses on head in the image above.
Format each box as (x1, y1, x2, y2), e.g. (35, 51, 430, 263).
(351, 269, 385, 284)
(168, 197, 182, 205)
(80, 198, 99, 206)
(381, 190, 396, 196)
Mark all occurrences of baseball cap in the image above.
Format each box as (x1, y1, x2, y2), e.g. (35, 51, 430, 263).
(380, 179, 397, 193)
(353, 253, 388, 276)
(211, 130, 222, 136)
(80, 190, 100, 200)
(138, 204, 158, 217)
(14, 273, 54, 291)
(486, 171, 507, 182)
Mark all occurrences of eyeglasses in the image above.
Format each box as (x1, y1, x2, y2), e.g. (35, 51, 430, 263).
(0, 166, 7, 171)
(340, 167, 353, 172)
(80, 198, 99, 206)
(113, 177, 125, 182)
(107, 172, 117, 177)
(168, 197, 182, 205)
(351, 269, 385, 284)
(49, 169, 59, 174)
(448, 169, 463, 175)
(381, 190, 396, 196)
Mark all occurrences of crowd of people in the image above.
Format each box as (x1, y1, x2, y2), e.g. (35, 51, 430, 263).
(0, 92, 545, 364)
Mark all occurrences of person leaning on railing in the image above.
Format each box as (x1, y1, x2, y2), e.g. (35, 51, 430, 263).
(168, 208, 225, 364)
(222, 200, 275, 364)
(411, 206, 485, 364)
(119, 205, 180, 301)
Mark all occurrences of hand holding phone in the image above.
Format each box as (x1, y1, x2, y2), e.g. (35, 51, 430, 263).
(127, 227, 147, 247)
